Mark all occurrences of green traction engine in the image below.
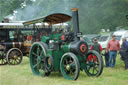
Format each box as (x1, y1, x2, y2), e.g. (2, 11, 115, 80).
(23, 8, 104, 80)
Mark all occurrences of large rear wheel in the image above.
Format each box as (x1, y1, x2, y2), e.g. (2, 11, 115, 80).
(0, 51, 7, 65)
(84, 50, 103, 77)
(60, 52, 80, 80)
(29, 42, 50, 76)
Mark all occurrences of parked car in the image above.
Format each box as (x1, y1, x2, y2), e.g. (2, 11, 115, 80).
(83, 34, 101, 42)
(113, 30, 128, 45)
(98, 33, 113, 49)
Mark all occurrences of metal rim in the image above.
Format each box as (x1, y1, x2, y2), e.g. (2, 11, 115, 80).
(29, 42, 50, 76)
(60, 52, 80, 80)
(85, 50, 103, 77)
(6, 48, 23, 65)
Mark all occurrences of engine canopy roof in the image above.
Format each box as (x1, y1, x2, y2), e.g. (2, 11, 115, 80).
(23, 13, 72, 26)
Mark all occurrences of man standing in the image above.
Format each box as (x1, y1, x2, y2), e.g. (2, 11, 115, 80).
(89, 38, 103, 62)
(119, 38, 128, 70)
(107, 35, 120, 67)
(90, 38, 103, 54)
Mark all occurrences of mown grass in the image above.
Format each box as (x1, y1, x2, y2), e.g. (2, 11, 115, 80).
(0, 55, 128, 85)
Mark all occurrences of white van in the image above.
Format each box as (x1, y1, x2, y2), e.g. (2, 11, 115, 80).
(98, 33, 112, 49)
(113, 30, 128, 45)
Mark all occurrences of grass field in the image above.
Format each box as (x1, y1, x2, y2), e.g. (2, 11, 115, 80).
(0, 55, 128, 85)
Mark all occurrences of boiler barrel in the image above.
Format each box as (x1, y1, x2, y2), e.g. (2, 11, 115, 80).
(0, 42, 24, 49)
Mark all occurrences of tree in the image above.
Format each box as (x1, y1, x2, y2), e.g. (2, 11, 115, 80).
(0, 0, 32, 20)
(1, 0, 128, 34)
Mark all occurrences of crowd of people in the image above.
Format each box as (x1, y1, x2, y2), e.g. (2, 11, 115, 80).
(90, 35, 128, 70)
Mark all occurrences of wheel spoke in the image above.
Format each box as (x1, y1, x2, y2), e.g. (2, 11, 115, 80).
(65, 59, 68, 65)
(2, 59, 4, 63)
(33, 63, 39, 68)
(12, 59, 15, 64)
(13, 59, 16, 64)
(94, 66, 99, 72)
(37, 45, 40, 56)
(70, 61, 75, 66)
(69, 69, 73, 75)
(16, 57, 21, 60)
(32, 52, 38, 57)
(88, 66, 91, 71)
(40, 51, 43, 56)
(92, 67, 95, 74)
(15, 58, 20, 63)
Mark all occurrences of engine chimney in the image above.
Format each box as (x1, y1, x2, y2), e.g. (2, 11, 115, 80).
(72, 8, 80, 40)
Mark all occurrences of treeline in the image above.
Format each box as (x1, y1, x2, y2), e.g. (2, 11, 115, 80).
(0, 0, 128, 34)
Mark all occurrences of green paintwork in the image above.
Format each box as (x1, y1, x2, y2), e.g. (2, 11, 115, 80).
(52, 50, 64, 71)
(29, 29, 103, 80)
(28, 10, 103, 80)
(52, 33, 61, 41)
(41, 36, 51, 43)
(61, 43, 69, 52)
(29, 42, 47, 76)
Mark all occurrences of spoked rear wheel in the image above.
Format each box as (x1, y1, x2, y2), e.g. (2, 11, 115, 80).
(60, 52, 80, 80)
(85, 50, 103, 77)
(6, 48, 23, 65)
(0, 51, 7, 65)
(30, 42, 50, 76)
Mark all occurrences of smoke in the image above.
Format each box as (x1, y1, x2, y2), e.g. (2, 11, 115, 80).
(6, 0, 128, 34)
(14, 5, 43, 21)
(7, 0, 79, 21)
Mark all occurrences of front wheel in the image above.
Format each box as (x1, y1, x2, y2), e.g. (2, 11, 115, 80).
(60, 52, 80, 80)
(6, 48, 23, 65)
(84, 50, 103, 77)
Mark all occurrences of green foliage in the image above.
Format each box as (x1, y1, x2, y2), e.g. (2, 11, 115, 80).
(0, 0, 128, 34)
(78, 0, 128, 34)
(0, 0, 32, 20)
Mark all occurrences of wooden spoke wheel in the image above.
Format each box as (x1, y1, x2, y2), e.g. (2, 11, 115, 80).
(85, 50, 103, 77)
(6, 48, 23, 65)
(30, 42, 50, 77)
(0, 51, 7, 65)
(60, 52, 80, 80)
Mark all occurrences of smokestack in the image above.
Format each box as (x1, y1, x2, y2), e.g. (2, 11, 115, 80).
(72, 8, 80, 40)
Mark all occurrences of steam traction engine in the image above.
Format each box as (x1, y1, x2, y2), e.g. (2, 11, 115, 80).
(24, 8, 104, 80)
(0, 42, 24, 65)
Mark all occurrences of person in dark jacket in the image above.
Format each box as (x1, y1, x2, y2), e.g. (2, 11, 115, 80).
(88, 38, 103, 62)
(90, 38, 103, 54)
(104, 50, 109, 67)
(119, 38, 128, 70)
